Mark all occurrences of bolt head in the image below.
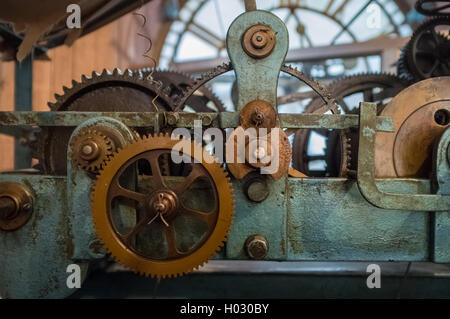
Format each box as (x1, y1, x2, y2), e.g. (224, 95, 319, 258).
(245, 235, 269, 260)
(82, 145, 93, 155)
(79, 141, 100, 161)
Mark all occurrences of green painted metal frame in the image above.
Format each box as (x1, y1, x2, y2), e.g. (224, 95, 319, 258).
(14, 56, 33, 169)
(0, 111, 395, 131)
(357, 102, 450, 212)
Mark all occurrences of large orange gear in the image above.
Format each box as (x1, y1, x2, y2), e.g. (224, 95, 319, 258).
(91, 134, 235, 278)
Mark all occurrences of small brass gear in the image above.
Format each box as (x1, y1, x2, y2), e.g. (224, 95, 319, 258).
(91, 134, 235, 278)
(70, 128, 115, 173)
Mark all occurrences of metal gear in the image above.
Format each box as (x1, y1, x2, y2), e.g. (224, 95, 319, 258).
(415, 0, 450, 16)
(397, 44, 415, 81)
(70, 128, 115, 173)
(140, 68, 226, 112)
(172, 62, 339, 114)
(404, 17, 450, 81)
(375, 76, 450, 178)
(38, 68, 174, 175)
(91, 134, 235, 278)
(292, 73, 409, 177)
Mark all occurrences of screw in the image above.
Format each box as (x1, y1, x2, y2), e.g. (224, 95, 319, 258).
(166, 113, 179, 125)
(251, 111, 264, 126)
(202, 115, 213, 126)
(245, 235, 269, 260)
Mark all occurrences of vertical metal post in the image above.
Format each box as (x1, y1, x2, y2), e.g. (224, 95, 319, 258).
(14, 54, 33, 169)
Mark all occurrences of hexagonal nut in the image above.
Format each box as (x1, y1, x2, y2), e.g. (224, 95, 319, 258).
(245, 235, 269, 260)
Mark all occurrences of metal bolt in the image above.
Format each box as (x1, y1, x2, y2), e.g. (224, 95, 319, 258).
(202, 115, 213, 126)
(251, 111, 264, 126)
(242, 24, 276, 59)
(166, 113, 179, 125)
(245, 235, 269, 260)
(82, 144, 93, 156)
(79, 141, 100, 161)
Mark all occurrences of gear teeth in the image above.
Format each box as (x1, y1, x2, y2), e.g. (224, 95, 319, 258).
(92, 134, 234, 278)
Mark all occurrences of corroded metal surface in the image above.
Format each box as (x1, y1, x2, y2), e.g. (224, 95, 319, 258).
(358, 102, 450, 211)
(433, 127, 450, 262)
(0, 175, 89, 299)
(0, 181, 33, 231)
(0, 111, 394, 131)
(227, 10, 288, 110)
(375, 77, 450, 178)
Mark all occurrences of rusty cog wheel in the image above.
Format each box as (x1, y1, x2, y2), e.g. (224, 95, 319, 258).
(70, 128, 115, 173)
(375, 76, 450, 178)
(292, 73, 409, 177)
(91, 134, 235, 278)
(405, 17, 450, 81)
(38, 68, 174, 175)
(140, 68, 226, 112)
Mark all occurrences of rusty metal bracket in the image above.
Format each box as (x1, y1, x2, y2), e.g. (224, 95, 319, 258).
(357, 102, 450, 212)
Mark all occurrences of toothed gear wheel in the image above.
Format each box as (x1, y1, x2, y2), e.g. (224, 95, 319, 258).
(404, 16, 450, 81)
(70, 128, 114, 173)
(397, 44, 415, 81)
(91, 134, 235, 278)
(172, 62, 339, 114)
(140, 68, 226, 112)
(292, 73, 409, 177)
(38, 68, 174, 175)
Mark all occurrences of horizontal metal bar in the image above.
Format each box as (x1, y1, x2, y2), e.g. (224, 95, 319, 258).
(107, 260, 450, 277)
(0, 111, 394, 131)
(278, 113, 393, 131)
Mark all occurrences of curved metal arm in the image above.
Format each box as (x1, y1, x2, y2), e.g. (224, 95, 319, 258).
(357, 102, 450, 212)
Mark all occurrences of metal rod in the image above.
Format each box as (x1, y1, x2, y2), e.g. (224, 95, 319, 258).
(244, 0, 257, 11)
(14, 55, 33, 170)
(0, 111, 394, 131)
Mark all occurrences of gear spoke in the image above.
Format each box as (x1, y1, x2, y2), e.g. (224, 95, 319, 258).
(145, 152, 166, 189)
(121, 213, 154, 246)
(426, 60, 440, 76)
(174, 164, 203, 195)
(164, 224, 182, 258)
(110, 180, 147, 204)
(180, 205, 217, 226)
